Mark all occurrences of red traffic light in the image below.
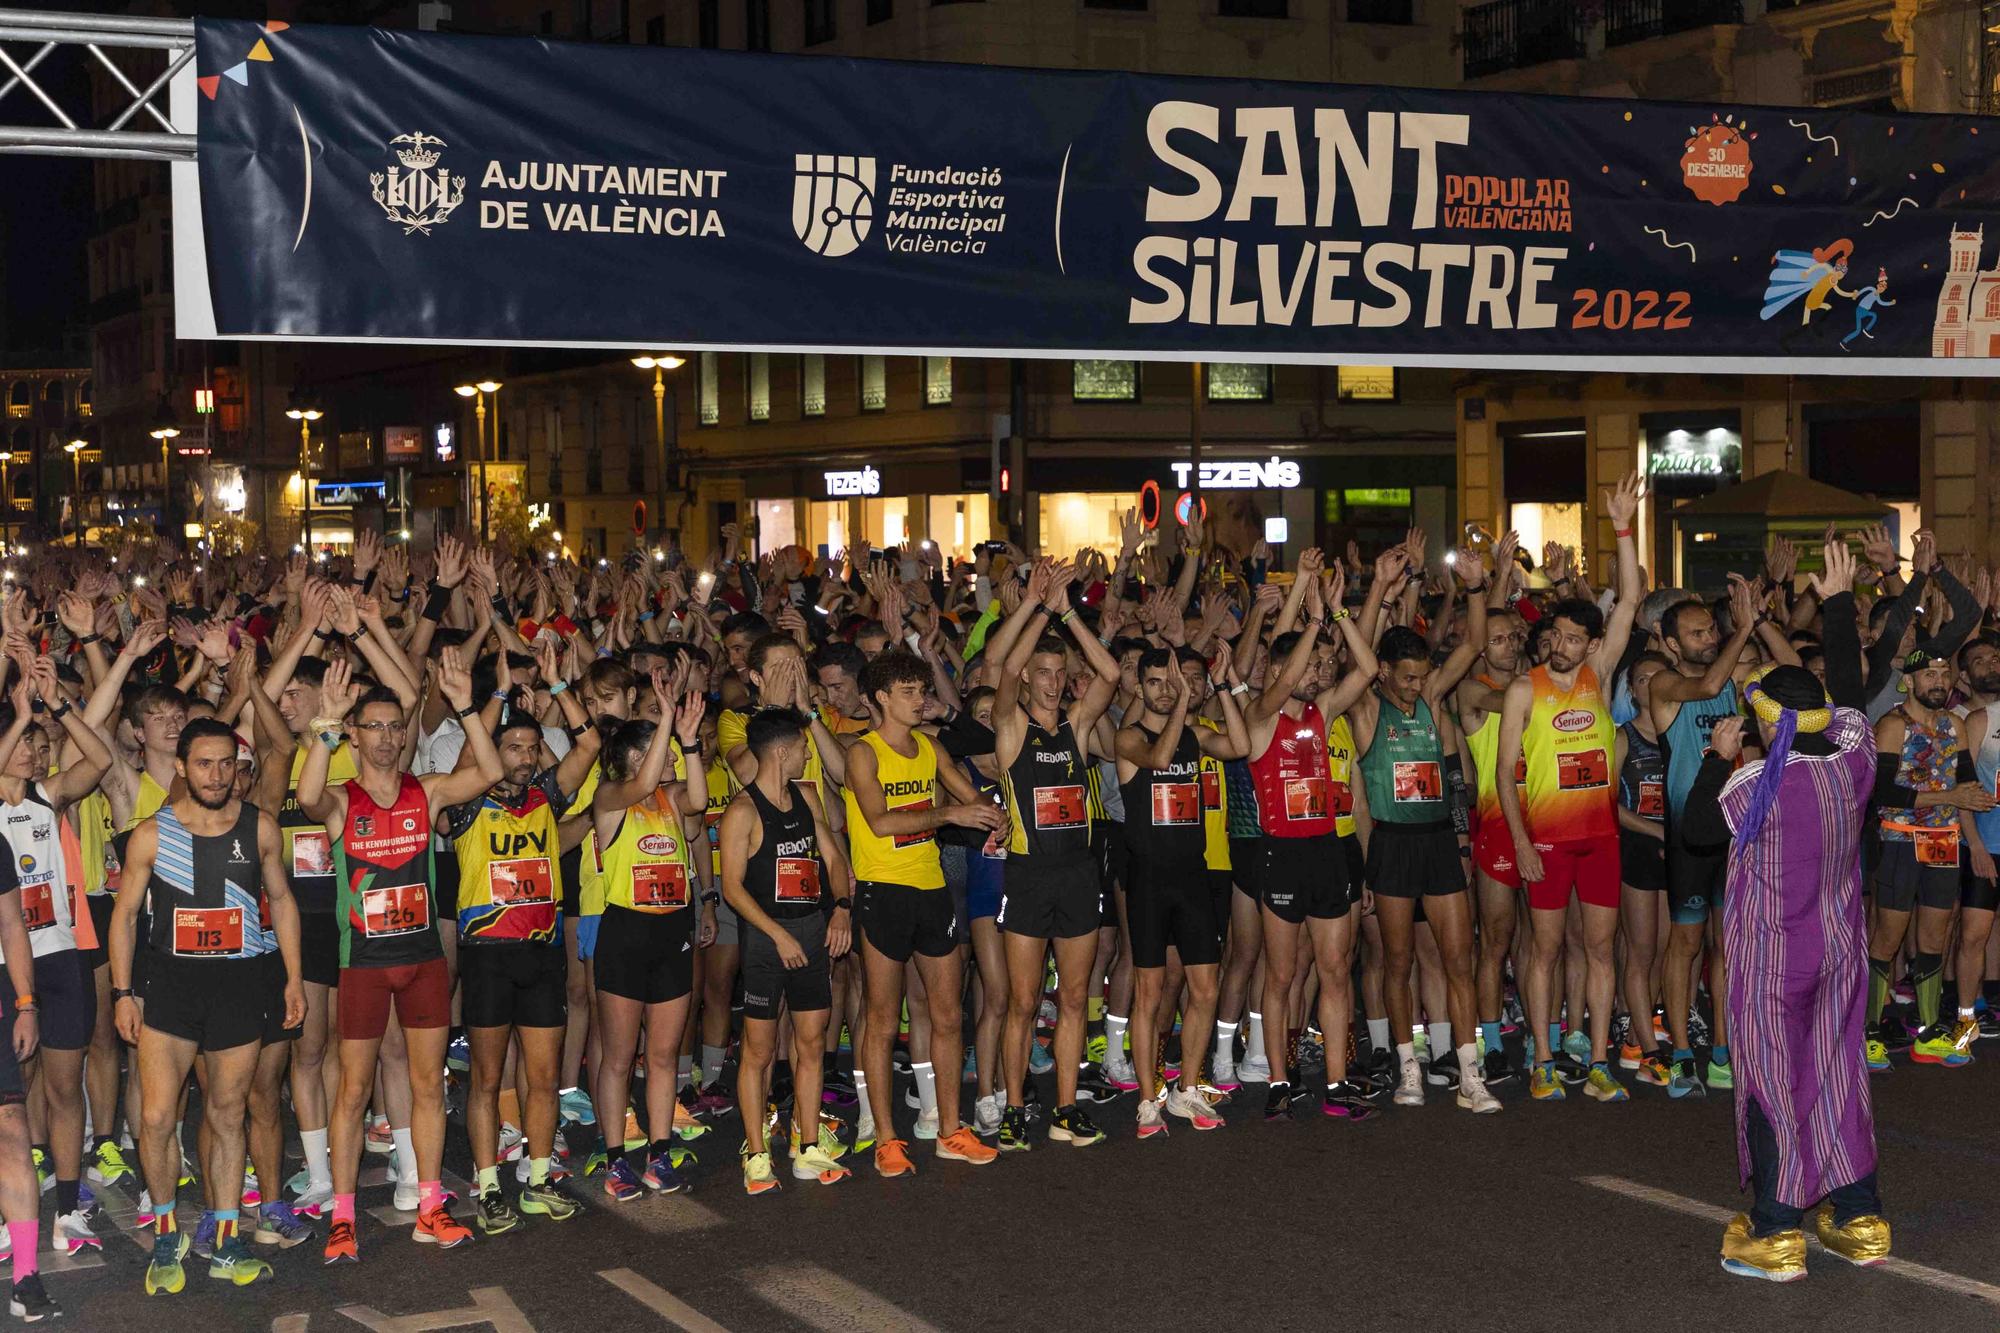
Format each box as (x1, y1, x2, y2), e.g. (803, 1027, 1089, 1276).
(999, 466, 1011, 494)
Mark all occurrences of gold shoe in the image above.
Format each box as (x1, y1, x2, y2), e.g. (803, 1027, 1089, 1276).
(1720, 1213, 1807, 1282)
(1813, 1206, 1891, 1266)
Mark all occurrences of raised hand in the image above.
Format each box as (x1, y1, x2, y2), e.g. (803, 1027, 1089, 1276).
(319, 656, 358, 721)
(1809, 536, 1856, 600)
(352, 527, 381, 578)
(123, 618, 166, 661)
(195, 620, 233, 665)
(329, 584, 362, 636)
(1323, 562, 1347, 614)
(434, 535, 468, 589)
(1401, 526, 1427, 573)
(1297, 546, 1326, 579)
(1911, 529, 1937, 576)
(55, 592, 94, 638)
(1602, 469, 1643, 529)
(1726, 572, 1757, 631)
(1708, 715, 1745, 761)
(1857, 523, 1898, 575)
(299, 578, 335, 634)
(673, 689, 706, 746)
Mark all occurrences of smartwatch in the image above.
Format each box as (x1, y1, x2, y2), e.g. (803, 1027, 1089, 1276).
(833, 896, 854, 911)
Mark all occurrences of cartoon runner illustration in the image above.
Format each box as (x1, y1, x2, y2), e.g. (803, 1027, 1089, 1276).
(1840, 269, 1895, 349)
(1761, 239, 1858, 342)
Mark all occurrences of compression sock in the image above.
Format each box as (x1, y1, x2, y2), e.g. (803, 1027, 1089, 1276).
(1105, 1014, 1129, 1064)
(1913, 952, 1945, 1028)
(1546, 1024, 1563, 1059)
(677, 1054, 694, 1087)
(1367, 1017, 1391, 1052)
(476, 1166, 499, 1197)
(332, 1194, 355, 1225)
(1868, 956, 1893, 1027)
(705, 1045, 728, 1086)
(8, 1222, 34, 1279)
(1213, 1021, 1238, 1068)
(392, 1127, 416, 1184)
(1428, 1022, 1452, 1060)
(214, 1210, 238, 1246)
(1481, 1020, 1504, 1057)
(154, 1200, 177, 1236)
(913, 1061, 938, 1117)
(1245, 1011, 1265, 1059)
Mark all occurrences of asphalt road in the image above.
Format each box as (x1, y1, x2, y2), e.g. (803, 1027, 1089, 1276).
(35, 1042, 2000, 1332)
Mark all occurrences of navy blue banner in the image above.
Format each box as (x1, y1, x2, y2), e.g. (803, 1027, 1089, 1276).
(185, 17, 2000, 374)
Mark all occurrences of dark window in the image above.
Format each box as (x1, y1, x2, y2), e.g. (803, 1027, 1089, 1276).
(866, 0, 891, 20)
(1806, 405, 1919, 499)
(538, 9, 554, 32)
(645, 14, 665, 41)
(698, 0, 719, 46)
(803, 0, 835, 43)
(1346, 0, 1412, 20)
(745, 0, 771, 48)
(1500, 418, 1586, 503)
(1218, 0, 1286, 16)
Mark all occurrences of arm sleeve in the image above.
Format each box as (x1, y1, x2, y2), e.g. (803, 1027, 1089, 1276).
(1872, 752, 1922, 808)
(1820, 592, 1866, 711)
(1919, 564, 1982, 660)
(1864, 570, 1927, 699)
(1443, 752, 1469, 838)
(1682, 755, 1735, 844)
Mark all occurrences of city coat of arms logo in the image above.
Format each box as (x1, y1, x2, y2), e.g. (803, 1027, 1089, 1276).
(371, 132, 465, 235)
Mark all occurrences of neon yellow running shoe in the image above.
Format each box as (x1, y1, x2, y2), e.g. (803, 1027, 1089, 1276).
(1529, 1063, 1566, 1102)
(145, 1230, 190, 1296)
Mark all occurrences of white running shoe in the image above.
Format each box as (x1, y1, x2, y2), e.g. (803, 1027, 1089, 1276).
(497, 1122, 525, 1162)
(1134, 1097, 1167, 1140)
(54, 1210, 100, 1255)
(1165, 1084, 1225, 1131)
(289, 1179, 333, 1218)
(1394, 1057, 1426, 1107)
(1456, 1069, 1501, 1115)
(1235, 1051, 1272, 1085)
(973, 1093, 1002, 1136)
(913, 1110, 939, 1141)
(855, 1106, 876, 1146)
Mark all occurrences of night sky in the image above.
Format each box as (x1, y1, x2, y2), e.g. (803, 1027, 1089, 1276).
(0, 5, 92, 365)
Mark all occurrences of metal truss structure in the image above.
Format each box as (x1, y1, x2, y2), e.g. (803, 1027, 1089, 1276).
(0, 6, 192, 161)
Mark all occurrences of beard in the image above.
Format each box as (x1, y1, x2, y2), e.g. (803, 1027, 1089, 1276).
(1971, 670, 2000, 697)
(1916, 687, 1952, 710)
(190, 784, 234, 811)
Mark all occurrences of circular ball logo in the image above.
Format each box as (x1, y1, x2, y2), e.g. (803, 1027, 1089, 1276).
(638, 833, 680, 857)
(1681, 117, 1752, 206)
(1553, 709, 1596, 732)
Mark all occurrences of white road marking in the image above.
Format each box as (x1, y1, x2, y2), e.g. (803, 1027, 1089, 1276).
(599, 1267, 732, 1333)
(336, 1285, 537, 1332)
(748, 1264, 942, 1333)
(1578, 1174, 2000, 1306)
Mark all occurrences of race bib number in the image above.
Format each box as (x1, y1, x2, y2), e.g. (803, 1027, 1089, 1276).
(1392, 761, 1442, 804)
(173, 906, 244, 957)
(1558, 749, 1610, 791)
(632, 862, 691, 909)
(1637, 780, 1665, 819)
(1330, 780, 1353, 819)
(892, 799, 936, 849)
(362, 883, 430, 938)
(980, 828, 1008, 861)
(1150, 782, 1201, 827)
(775, 857, 822, 902)
(1915, 826, 1962, 867)
(487, 857, 554, 905)
(1283, 777, 1328, 822)
(1033, 785, 1087, 830)
(291, 829, 332, 878)
(19, 882, 53, 932)
(1200, 768, 1223, 811)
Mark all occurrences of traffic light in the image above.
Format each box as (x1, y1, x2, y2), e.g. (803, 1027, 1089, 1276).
(193, 388, 214, 414)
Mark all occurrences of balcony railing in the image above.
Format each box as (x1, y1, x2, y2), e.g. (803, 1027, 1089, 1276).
(1462, 0, 1588, 79)
(1604, 0, 1740, 47)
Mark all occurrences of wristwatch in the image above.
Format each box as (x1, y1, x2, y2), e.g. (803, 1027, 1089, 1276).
(833, 896, 853, 911)
(111, 988, 135, 1002)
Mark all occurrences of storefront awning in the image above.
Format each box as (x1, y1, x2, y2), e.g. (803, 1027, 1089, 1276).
(1668, 470, 1892, 520)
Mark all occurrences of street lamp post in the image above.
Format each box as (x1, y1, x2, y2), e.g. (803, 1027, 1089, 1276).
(286, 404, 323, 551)
(630, 355, 684, 546)
(454, 380, 502, 541)
(149, 406, 181, 536)
(0, 452, 13, 550)
(63, 438, 85, 546)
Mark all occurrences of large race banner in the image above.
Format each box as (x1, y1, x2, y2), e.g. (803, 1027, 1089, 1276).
(177, 17, 2000, 374)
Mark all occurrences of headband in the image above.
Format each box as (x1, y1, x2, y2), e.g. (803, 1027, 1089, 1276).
(1743, 664, 1830, 735)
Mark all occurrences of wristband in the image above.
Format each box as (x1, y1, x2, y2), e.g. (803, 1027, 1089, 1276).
(12, 994, 31, 1010)
(1614, 527, 1634, 539)
(1060, 609, 1077, 625)
(75, 633, 100, 647)
(421, 581, 453, 623)
(550, 614, 579, 637)
(1329, 608, 1351, 623)
(311, 627, 331, 640)
(455, 703, 479, 719)
(111, 988, 135, 1002)
(1229, 682, 1250, 697)
(639, 611, 656, 623)
(47, 701, 69, 719)
(350, 623, 370, 641)
(701, 890, 720, 907)
(491, 691, 510, 705)
(318, 729, 343, 750)
(548, 679, 571, 696)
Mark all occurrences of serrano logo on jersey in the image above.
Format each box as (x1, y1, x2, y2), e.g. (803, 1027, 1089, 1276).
(1553, 708, 1597, 732)
(638, 832, 680, 857)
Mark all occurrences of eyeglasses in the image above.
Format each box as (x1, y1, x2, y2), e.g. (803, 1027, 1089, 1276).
(353, 721, 406, 735)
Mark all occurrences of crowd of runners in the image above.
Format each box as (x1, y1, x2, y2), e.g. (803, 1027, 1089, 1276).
(0, 474, 1985, 1315)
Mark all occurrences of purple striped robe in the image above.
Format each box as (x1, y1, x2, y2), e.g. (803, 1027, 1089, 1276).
(1719, 707, 1878, 1206)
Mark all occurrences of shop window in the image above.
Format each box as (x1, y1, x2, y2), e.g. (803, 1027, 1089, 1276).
(747, 352, 771, 421)
(1206, 362, 1270, 402)
(698, 351, 719, 425)
(801, 354, 826, 416)
(1073, 359, 1138, 401)
(859, 355, 887, 412)
(1336, 365, 1395, 402)
(924, 356, 952, 406)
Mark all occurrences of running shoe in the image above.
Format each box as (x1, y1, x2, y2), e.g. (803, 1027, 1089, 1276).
(322, 1219, 359, 1265)
(1135, 1097, 1168, 1140)
(190, 1210, 217, 1260)
(1364, 1047, 1396, 1095)
(792, 1141, 849, 1184)
(1706, 1056, 1736, 1089)
(242, 1163, 262, 1208)
(936, 1127, 999, 1164)
(1036, 998, 1058, 1031)
(874, 1138, 916, 1177)
(559, 1088, 597, 1126)
(854, 1104, 876, 1153)
(290, 1178, 333, 1219)
(1100, 1055, 1139, 1091)
(1687, 1010, 1713, 1049)
(582, 1145, 611, 1177)
(742, 1149, 781, 1196)
(1979, 1009, 2000, 1040)
(812, 1113, 848, 1161)
(1883, 1019, 1916, 1052)
(178, 1148, 197, 1188)
(1166, 1084, 1225, 1130)
(1617, 1041, 1645, 1071)
(962, 1045, 979, 1081)
(973, 1093, 1003, 1136)
(1235, 1049, 1272, 1085)
(1393, 1058, 1424, 1107)
(88, 1139, 134, 1188)
(475, 1189, 520, 1236)
(54, 1208, 100, 1254)
(415, 1206, 472, 1248)
(892, 1045, 913, 1075)
(518, 1179, 579, 1220)
(1636, 1053, 1672, 1087)
(1611, 1013, 1633, 1057)
(912, 1110, 940, 1141)
(8, 1274, 56, 1322)
(135, 1189, 156, 1229)
(1048, 1104, 1105, 1146)
(446, 1033, 470, 1071)
(1426, 1050, 1461, 1089)
(1912, 1021, 1973, 1067)
(1075, 1067, 1125, 1103)
(1085, 1033, 1106, 1064)
(1026, 1040, 1054, 1075)
(1455, 1070, 1501, 1115)
(1811, 1205, 1891, 1267)
(820, 1068, 856, 1106)
(29, 1148, 47, 1193)
(254, 1201, 314, 1248)
(365, 1115, 395, 1154)
(602, 1158, 644, 1202)
(1719, 1214, 1806, 1283)
(1529, 1064, 1565, 1102)
(1668, 1056, 1706, 1098)
(1561, 1028, 1592, 1064)
(394, 1176, 421, 1212)
(1481, 1048, 1518, 1086)
(514, 1154, 573, 1185)
(145, 1229, 190, 1295)
(1321, 1080, 1377, 1120)
(1584, 1063, 1629, 1103)
(209, 1237, 274, 1285)
(1209, 1058, 1239, 1092)
(1264, 1082, 1297, 1121)
(1650, 1006, 1670, 1046)
(996, 1106, 1032, 1153)
(1553, 1053, 1591, 1086)
(694, 1082, 736, 1117)
(497, 1122, 525, 1162)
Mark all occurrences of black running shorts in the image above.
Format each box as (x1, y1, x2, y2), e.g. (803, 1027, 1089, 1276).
(1364, 819, 1465, 901)
(142, 952, 269, 1052)
(1872, 840, 1961, 915)
(855, 880, 958, 963)
(593, 904, 696, 1005)
(1258, 832, 1351, 924)
(1126, 854, 1221, 970)
(998, 856, 1101, 941)
(298, 909, 341, 989)
(1620, 827, 1667, 892)
(741, 912, 832, 1021)
(459, 940, 568, 1029)
(31, 948, 94, 1053)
